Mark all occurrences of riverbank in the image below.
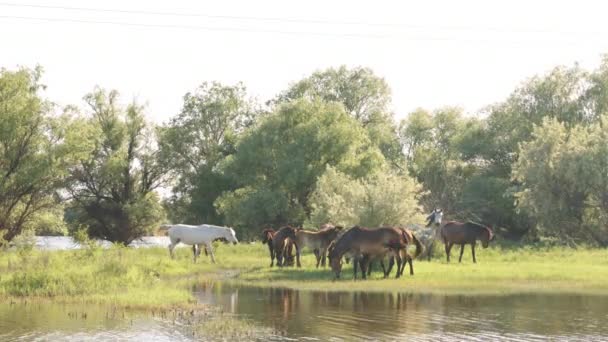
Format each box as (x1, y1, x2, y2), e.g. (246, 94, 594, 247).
(1, 243, 607, 309)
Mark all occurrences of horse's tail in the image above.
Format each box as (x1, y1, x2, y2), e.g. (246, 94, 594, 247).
(411, 232, 424, 259)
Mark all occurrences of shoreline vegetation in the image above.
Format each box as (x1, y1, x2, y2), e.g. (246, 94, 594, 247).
(1, 243, 607, 309)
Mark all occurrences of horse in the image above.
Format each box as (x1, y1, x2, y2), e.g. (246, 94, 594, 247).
(328, 226, 406, 280)
(164, 224, 238, 263)
(295, 225, 343, 268)
(272, 226, 301, 267)
(262, 228, 295, 267)
(440, 221, 493, 263)
(364, 227, 423, 278)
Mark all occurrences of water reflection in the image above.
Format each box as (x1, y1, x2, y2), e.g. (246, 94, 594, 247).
(0, 303, 191, 342)
(194, 284, 608, 341)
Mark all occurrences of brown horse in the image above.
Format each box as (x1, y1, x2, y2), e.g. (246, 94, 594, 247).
(262, 228, 295, 267)
(328, 226, 406, 280)
(365, 227, 423, 278)
(440, 221, 494, 263)
(272, 226, 302, 267)
(296, 225, 343, 268)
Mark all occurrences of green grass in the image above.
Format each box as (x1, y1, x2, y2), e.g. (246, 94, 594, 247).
(0, 242, 607, 309)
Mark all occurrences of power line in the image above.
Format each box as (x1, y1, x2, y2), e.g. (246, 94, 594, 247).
(0, 14, 605, 46)
(1, 1, 607, 36)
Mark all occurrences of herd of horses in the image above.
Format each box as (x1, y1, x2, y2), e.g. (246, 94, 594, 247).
(262, 220, 494, 279)
(161, 219, 494, 280)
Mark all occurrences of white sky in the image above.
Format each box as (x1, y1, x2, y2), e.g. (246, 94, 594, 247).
(2, 0, 608, 123)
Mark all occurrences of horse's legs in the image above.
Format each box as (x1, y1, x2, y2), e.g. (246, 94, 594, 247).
(408, 256, 414, 275)
(313, 249, 321, 268)
(320, 247, 328, 267)
(427, 240, 434, 261)
(192, 244, 197, 263)
(168, 239, 178, 259)
(458, 244, 465, 263)
(385, 257, 393, 278)
(360, 256, 369, 280)
(445, 242, 453, 262)
(295, 243, 302, 268)
(395, 253, 403, 279)
(353, 255, 359, 280)
(267, 243, 275, 267)
(471, 242, 477, 263)
(206, 243, 216, 264)
(367, 259, 373, 277)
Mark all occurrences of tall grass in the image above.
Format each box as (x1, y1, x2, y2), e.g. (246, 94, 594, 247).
(0, 242, 606, 308)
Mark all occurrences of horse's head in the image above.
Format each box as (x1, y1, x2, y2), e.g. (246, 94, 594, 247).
(261, 229, 274, 244)
(481, 226, 494, 248)
(225, 227, 239, 245)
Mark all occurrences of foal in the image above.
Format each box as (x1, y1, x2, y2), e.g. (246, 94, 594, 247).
(262, 228, 295, 267)
(440, 221, 494, 263)
(272, 226, 301, 267)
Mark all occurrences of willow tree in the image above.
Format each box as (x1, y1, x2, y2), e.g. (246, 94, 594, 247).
(215, 99, 385, 230)
(0, 67, 75, 241)
(66, 88, 166, 244)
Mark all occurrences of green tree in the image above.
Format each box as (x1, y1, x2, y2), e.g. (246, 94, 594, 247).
(276, 66, 402, 165)
(159, 82, 257, 224)
(513, 117, 608, 246)
(0, 67, 74, 241)
(66, 88, 165, 244)
(309, 167, 424, 227)
(215, 99, 385, 230)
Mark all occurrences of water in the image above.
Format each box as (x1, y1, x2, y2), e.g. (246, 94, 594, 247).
(32, 236, 185, 250)
(194, 284, 608, 341)
(2, 283, 608, 341)
(0, 303, 192, 341)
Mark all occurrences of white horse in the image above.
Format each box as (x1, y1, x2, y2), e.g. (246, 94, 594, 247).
(163, 224, 238, 263)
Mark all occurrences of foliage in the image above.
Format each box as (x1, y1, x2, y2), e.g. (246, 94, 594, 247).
(276, 65, 402, 165)
(309, 167, 424, 227)
(65, 88, 165, 244)
(159, 82, 258, 225)
(0, 67, 75, 241)
(513, 117, 608, 246)
(216, 99, 385, 229)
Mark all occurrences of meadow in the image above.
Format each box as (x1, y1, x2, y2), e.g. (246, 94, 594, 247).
(1, 242, 607, 309)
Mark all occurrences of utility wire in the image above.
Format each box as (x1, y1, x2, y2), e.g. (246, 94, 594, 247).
(0, 14, 605, 46)
(1, 1, 607, 36)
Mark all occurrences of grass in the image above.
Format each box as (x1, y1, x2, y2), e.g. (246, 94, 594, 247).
(0, 242, 607, 310)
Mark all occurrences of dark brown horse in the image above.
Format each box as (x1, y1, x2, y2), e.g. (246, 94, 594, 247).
(440, 221, 494, 263)
(272, 226, 301, 267)
(262, 228, 295, 267)
(365, 227, 423, 278)
(328, 226, 406, 280)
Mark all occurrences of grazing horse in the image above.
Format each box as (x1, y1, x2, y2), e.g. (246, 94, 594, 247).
(328, 226, 406, 280)
(165, 224, 238, 263)
(364, 227, 423, 278)
(272, 226, 301, 268)
(440, 221, 493, 263)
(262, 228, 295, 267)
(295, 225, 343, 268)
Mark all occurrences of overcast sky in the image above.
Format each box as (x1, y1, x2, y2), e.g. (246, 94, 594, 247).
(2, 0, 608, 123)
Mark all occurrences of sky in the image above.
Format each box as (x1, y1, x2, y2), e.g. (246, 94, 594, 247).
(2, 0, 608, 123)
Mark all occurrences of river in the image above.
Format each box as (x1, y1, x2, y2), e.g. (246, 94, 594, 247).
(2, 283, 607, 341)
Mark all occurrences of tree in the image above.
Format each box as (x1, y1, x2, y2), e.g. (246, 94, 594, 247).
(0, 67, 74, 241)
(513, 117, 608, 246)
(215, 99, 385, 230)
(159, 82, 257, 224)
(309, 167, 424, 227)
(66, 88, 165, 244)
(276, 66, 402, 166)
